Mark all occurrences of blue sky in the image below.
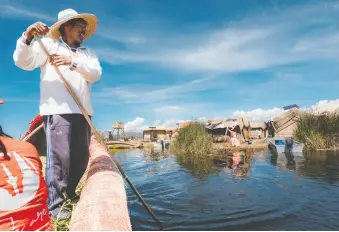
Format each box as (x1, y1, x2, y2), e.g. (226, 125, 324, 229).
(1, 0, 339, 138)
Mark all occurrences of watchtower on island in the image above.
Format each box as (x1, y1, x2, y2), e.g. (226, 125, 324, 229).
(112, 122, 125, 140)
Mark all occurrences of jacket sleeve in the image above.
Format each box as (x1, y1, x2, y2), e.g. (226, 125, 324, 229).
(13, 33, 50, 71)
(71, 49, 102, 84)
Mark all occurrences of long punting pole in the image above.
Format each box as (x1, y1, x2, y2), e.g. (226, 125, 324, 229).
(34, 34, 163, 230)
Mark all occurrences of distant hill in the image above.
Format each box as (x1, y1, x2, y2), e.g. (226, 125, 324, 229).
(101, 130, 143, 140)
(125, 131, 143, 139)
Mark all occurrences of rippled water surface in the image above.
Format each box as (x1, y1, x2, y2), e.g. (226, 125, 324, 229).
(113, 148, 339, 231)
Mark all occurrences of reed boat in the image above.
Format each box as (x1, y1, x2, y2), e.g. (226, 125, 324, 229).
(21, 115, 132, 231)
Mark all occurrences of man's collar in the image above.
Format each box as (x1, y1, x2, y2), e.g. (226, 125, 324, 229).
(58, 37, 86, 49)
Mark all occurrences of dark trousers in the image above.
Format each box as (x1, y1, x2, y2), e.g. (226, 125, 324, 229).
(43, 114, 91, 216)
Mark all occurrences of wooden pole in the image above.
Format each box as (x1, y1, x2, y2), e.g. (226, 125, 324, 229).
(34, 35, 163, 230)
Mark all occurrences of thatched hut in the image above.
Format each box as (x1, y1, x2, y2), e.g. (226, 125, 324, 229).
(206, 119, 239, 136)
(270, 108, 300, 137)
(143, 126, 176, 141)
(143, 126, 167, 141)
(249, 121, 267, 139)
(205, 119, 242, 143)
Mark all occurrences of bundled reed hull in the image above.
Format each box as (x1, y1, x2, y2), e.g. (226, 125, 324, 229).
(22, 118, 132, 231)
(69, 137, 132, 231)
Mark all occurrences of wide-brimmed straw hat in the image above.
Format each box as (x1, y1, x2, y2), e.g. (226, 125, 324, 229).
(47, 9, 98, 41)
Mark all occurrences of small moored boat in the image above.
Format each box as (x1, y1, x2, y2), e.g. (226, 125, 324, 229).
(267, 137, 304, 154)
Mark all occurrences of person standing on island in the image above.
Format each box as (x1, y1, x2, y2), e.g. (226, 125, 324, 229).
(13, 9, 102, 220)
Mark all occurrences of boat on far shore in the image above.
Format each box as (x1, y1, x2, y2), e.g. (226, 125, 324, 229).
(266, 137, 304, 154)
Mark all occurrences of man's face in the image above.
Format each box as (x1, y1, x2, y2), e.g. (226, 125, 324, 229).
(66, 20, 87, 45)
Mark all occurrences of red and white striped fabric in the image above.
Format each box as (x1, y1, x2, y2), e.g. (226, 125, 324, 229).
(0, 136, 53, 231)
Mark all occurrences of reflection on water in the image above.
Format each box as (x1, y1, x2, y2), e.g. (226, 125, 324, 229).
(142, 147, 170, 162)
(267, 151, 339, 183)
(113, 148, 339, 231)
(225, 151, 253, 179)
(174, 150, 257, 179)
(176, 154, 218, 179)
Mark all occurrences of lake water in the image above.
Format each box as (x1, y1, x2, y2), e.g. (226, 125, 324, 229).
(113, 148, 339, 231)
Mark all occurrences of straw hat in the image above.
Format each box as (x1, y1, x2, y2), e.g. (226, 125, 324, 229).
(47, 9, 98, 41)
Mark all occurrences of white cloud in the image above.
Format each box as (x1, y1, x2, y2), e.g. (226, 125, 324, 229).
(94, 1, 339, 73)
(124, 118, 181, 132)
(154, 105, 185, 112)
(168, 28, 276, 72)
(124, 117, 148, 132)
(231, 99, 339, 122)
(95, 28, 279, 71)
(232, 108, 284, 122)
(97, 30, 148, 45)
(310, 99, 339, 113)
(196, 117, 209, 125)
(0, 4, 54, 22)
(152, 120, 162, 126)
(160, 119, 180, 128)
(99, 87, 139, 100)
(96, 76, 222, 104)
(6, 1, 339, 73)
(0, 3, 148, 46)
(152, 119, 180, 128)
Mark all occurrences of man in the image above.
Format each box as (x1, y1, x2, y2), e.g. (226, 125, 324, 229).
(0, 100, 53, 230)
(13, 9, 102, 219)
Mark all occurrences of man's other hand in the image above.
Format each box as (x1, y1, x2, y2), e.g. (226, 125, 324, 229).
(49, 55, 72, 67)
(25, 22, 49, 39)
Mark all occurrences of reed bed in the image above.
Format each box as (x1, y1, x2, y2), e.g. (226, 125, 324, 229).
(51, 197, 78, 231)
(294, 110, 339, 151)
(170, 123, 212, 157)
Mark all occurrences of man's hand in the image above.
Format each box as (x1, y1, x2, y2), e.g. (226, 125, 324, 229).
(25, 22, 49, 39)
(49, 55, 72, 67)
